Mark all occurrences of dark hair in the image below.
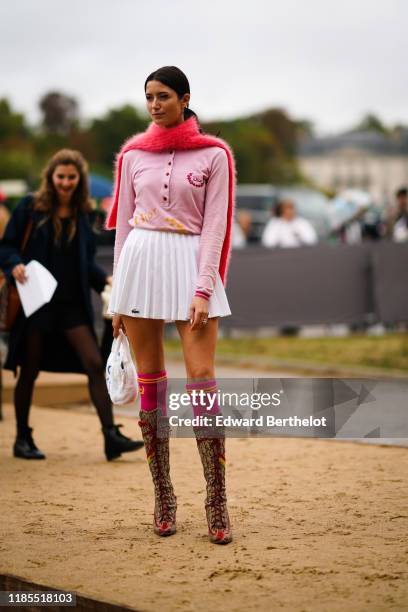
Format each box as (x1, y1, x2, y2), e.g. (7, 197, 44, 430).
(144, 66, 198, 122)
(396, 187, 408, 199)
(274, 199, 295, 217)
(34, 149, 93, 244)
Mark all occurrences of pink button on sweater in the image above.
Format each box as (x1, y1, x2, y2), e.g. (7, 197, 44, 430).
(113, 146, 229, 296)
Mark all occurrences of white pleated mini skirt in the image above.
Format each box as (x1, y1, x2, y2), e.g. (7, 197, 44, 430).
(109, 228, 231, 322)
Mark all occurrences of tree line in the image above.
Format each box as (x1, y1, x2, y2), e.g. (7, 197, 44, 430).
(0, 92, 310, 187)
(1, 91, 402, 190)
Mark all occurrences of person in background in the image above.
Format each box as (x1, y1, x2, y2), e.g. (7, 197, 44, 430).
(0, 192, 11, 404)
(236, 210, 252, 241)
(261, 199, 317, 248)
(0, 150, 144, 461)
(232, 219, 246, 249)
(391, 187, 408, 242)
(0, 191, 11, 239)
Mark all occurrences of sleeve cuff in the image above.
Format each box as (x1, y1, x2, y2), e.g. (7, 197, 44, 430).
(194, 289, 211, 301)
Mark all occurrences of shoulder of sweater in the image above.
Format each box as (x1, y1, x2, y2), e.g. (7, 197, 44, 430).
(123, 149, 140, 163)
(123, 146, 228, 163)
(202, 147, 228, 172)
(198, 146, 228, 160)
(214, 147, 228, 162)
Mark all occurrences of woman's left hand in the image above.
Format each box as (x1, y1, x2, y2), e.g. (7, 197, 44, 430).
(112, 314, 125, 338)
(106, 275, 113, 285)
(189, 296, 209, 331)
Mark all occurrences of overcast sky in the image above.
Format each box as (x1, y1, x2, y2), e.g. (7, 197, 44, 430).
(0, 0, 406, 134)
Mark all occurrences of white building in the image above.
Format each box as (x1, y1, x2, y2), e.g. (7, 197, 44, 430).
(298, 130, 408, 205)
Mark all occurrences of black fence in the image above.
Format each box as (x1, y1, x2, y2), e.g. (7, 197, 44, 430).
(95, 242, 408, 329)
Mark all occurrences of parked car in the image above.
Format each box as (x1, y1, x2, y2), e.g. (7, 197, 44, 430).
(236, 184, 279, 242)
(236, 184, 330, 242)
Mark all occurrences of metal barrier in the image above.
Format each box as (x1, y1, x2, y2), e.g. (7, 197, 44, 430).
(95, 242, 408, 328)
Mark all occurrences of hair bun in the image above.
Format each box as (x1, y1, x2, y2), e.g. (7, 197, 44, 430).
(184, 107, 196, 119)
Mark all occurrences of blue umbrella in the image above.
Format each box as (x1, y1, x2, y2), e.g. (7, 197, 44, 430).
(89, 174, 113, 199)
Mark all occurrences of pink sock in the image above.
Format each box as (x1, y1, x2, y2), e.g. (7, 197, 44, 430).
(186, 379, 220, 418)
(138, 370, 167, 416)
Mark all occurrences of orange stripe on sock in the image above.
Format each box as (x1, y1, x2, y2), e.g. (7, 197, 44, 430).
(137, 375, 167, 384)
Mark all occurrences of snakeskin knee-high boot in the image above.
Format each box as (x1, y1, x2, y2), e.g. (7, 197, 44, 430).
(194, 425, 232, 545)
(138, 409, 177, 536)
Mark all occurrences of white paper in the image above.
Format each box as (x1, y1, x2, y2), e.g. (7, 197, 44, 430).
(16, 260, 58, 317)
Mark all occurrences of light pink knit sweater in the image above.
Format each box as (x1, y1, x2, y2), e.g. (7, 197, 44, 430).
(113, 146, 229, 297)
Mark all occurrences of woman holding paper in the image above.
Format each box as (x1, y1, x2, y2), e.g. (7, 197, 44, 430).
(0, 150, 144, 461)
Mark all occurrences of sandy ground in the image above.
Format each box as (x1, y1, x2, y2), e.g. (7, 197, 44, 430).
(1, 402, 408, 612)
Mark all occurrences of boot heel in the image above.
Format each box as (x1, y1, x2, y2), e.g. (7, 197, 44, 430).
(194, 426, 233, 545)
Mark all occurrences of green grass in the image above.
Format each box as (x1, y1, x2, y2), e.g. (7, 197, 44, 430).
(165, 333, 408, 372)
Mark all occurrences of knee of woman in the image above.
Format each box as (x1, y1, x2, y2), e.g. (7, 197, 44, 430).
(84, 357, 104, 378)
(187, 367, 214, 382)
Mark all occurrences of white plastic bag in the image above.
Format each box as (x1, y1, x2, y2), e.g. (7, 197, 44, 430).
(105, 330, 138, 405)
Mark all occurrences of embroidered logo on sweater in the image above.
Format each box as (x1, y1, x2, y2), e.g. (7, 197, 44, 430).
(165, 216, 188, 233)
(187, 172, 205, 188)
(132, 207, 158, 226)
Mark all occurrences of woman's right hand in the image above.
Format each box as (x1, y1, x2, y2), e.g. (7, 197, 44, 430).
(12, 263, 27, 284)
(112, 314, 125, 338)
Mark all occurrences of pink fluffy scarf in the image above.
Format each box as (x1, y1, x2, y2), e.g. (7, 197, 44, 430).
(105, 116, 236, 284)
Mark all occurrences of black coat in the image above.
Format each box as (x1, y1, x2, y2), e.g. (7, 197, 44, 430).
(0, 195, 108, 374)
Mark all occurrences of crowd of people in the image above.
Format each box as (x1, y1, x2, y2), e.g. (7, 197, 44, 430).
(232, 187, 408, 249)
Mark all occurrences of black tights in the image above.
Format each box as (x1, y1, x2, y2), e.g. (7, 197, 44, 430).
(15, 325, 114, 435)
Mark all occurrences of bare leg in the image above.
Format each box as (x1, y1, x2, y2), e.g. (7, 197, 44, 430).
(176, 318, 232, 544)
(122, 316, 176, 536)
(175, 318, 218, 380)
(121, 317, 165, 373)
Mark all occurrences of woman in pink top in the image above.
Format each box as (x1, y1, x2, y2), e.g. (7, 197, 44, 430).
(108, 66, 235, 544)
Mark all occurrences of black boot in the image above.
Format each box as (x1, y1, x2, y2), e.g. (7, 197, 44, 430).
(102, 424, 144, 461)
(13, 427, 46, 460)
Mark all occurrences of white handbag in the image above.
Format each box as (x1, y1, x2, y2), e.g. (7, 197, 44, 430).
(105, 330, 138, 405)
